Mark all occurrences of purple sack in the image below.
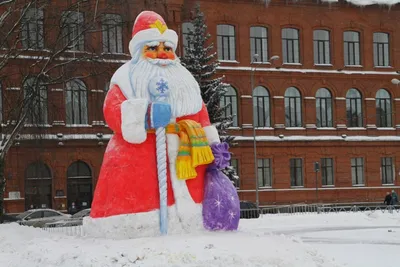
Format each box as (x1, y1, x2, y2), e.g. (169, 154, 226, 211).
(202, 143, 240, 231)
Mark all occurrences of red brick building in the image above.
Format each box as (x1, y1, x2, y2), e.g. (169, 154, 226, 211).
(3, 0, 400, 213)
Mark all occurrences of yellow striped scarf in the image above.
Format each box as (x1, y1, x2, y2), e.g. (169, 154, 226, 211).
(148, 120, 214, 180)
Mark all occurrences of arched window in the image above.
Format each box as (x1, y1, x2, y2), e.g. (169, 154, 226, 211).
(21, 8, 44, 50)
(217, 24, 236, 60)
(23, 77, 48, 124)
(313, 30, 331, 65)
(65, 79, 88, 125)
(344, 31, 361, 66)
(376, 89, 392, 127)
(373, 32, 390, 67)
(253, 86, 270, 127)
(25, 161, 52, 209)
(61, 11, 84, 51)
(67, 161, 93, 210)
(250, 26, 268, 62)
(282, 28, 300, 64)
(346, 88, 363, 127)
(67, 160, 91, 178)
(316, 88, 333, 128)
(284, 87, 302, 127)
(220, 86, 238, 127)
(102, 14, 123, 54)
(182, 22, 194, 56)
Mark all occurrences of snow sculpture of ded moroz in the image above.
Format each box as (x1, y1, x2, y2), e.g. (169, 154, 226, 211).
(83, 11, 240, 238)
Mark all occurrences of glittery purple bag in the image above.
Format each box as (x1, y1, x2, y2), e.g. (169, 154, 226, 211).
(202, 143, 240, 231)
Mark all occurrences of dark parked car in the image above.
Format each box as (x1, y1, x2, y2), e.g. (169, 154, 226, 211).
(0, 214, 19, 223)
(240, 201, 260, 219)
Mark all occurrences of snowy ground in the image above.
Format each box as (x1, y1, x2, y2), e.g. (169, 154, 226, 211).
(1, 212, 399, 267)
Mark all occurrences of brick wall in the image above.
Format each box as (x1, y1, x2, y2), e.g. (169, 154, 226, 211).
(3, 0, 400, 212)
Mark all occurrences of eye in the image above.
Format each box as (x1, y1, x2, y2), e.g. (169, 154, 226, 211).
(147, 46, 157, 51)
(164, 46, 172, 52)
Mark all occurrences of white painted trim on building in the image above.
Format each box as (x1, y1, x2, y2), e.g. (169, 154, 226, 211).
(52, 121, 65, 126)
(219, 60, 240, 64)
(316, 127, 337, 130)
(314, 64, 333, 67)
(240, 95, 252, 98)
(377, 127, 396, 130)
(231, 135, 400, 142)
(4, 198, 25, 201)
(65, 124, 92, 128)
(24, 124, 52, 128)
(92, 121, 105, 126)
(285, 127, 306, 130)
(237, 186, 400, 192)
(256, 127, 274, 130)
(347, 127, 367, 130)
(15, 134, 113, 140)
(217, 66, 399, 75)
(242, 124, 253, 129)
(9, 134, 400, 142)
(282, 63, 303, 66)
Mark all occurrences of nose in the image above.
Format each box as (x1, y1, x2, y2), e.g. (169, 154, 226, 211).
(157, 52, 168, 59)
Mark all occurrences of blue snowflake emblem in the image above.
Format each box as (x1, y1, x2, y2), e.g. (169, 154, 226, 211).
(156, 78, 169, 94)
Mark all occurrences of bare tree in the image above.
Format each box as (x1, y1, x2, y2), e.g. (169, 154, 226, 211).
(0, 0, 133, 221)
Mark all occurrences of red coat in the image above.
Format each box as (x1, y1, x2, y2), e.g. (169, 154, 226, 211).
(90, 84, 212, 218)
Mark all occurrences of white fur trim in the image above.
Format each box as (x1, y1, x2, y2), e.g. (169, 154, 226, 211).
(204, 125, 220, 144)
(110, 62, 132, 100)
(166, 133, 203, 225)
(121, 98, 148, 144)
(129, 28, 178, 57)
(146, 41, 160, 47)
(82, 204, 204, 239)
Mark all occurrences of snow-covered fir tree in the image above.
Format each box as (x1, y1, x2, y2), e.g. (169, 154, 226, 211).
(181, 4, 238, 183)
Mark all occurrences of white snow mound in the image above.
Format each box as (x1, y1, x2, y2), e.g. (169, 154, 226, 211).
(0, 222, 341, 267)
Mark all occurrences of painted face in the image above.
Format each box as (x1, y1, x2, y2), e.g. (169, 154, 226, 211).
(143, 42, 175, 60)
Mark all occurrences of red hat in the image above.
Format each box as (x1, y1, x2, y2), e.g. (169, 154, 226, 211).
(129, 11, 178, 57)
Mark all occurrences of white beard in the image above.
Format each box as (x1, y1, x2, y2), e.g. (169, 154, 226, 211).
(129, 57, 203, 118)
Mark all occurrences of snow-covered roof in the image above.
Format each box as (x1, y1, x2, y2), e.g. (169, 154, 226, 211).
(231, 135, 400, 142)
(218, 65, 399, 76)
(263, 0, 400, 6)
(338, 0, 399, 6)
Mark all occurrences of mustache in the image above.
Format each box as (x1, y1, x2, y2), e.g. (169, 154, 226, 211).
(147, 58, 178, 66)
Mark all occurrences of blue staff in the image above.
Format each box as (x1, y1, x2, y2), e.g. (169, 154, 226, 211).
(148, 76, 169, 235)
